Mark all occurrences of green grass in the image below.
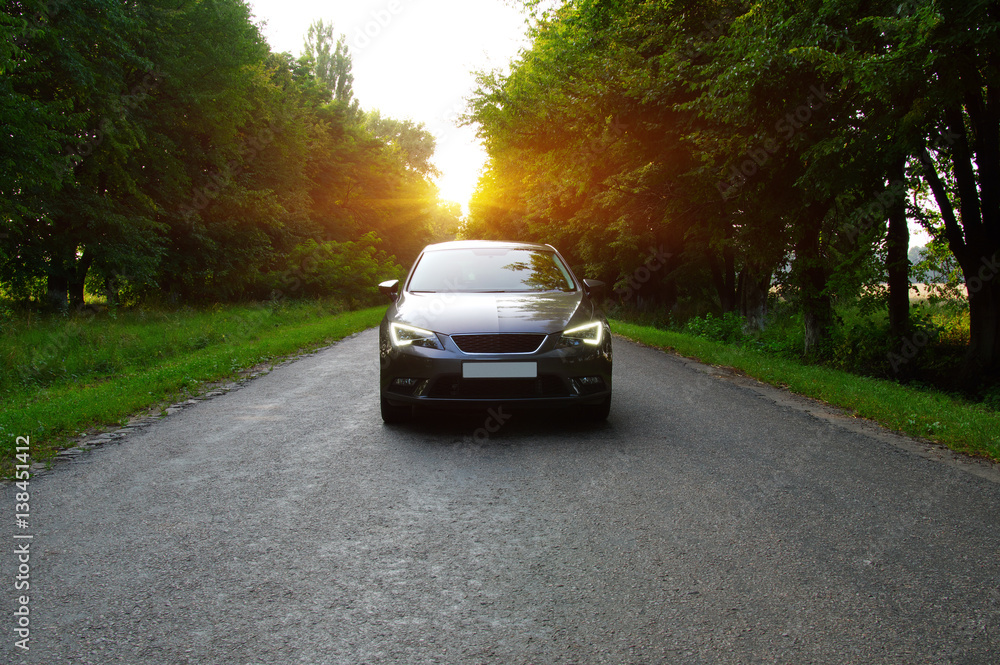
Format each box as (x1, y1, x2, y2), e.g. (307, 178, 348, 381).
(611, 320, 1000, 463)
(1, 301, 384, 475)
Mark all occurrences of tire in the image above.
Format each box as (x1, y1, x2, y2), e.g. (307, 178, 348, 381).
(583, 394, 612, 421)
(380, 395, 412, 424)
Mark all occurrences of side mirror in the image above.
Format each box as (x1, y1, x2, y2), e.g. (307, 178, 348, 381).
(378, 279, 400, 301)
(583, 279, 605, 302)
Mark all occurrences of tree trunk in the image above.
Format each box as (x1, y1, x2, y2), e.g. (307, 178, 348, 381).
(709, 246, 737, 313)
(919, 146, 1000, 378)
(46, 273, 69, 312)
(68, 249, 93, 309)
(803, 303, 834, 356)
(942, 103, 999, 377)
(965, 252, 1000, 376)
(796, 207, 834, 356)
(652, 240, 683, 313)
(738, 265, 771, 332)
(104, 275, 119, 308)
(886, 157, 910, 339)
(722, 242, 736, 313)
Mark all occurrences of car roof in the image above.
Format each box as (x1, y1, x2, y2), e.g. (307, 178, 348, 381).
(421, 240, 556, 253)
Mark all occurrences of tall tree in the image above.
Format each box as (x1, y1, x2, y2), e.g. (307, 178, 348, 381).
(142, 0, 280, 301)
(364, 110, 440, 177)
(0, 1, 75, 299)
(1, 0, 161, 309)
(915, 0, 1000, 376)
(303, 19, 359, 115)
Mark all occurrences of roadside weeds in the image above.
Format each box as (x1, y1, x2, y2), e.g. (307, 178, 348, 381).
(612, 320, 1000, 467)
(1, 305, 385, 478)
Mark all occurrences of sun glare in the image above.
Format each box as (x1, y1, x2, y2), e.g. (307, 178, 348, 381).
(433, 133, 487, 212)
(248, 0, 527, 214)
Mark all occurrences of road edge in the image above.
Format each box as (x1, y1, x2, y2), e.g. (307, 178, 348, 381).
(620, 334, 1000, 485)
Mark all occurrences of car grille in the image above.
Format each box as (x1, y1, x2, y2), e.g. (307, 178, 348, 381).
(451, 333, 546, 354)
(427, 375, 569, 399)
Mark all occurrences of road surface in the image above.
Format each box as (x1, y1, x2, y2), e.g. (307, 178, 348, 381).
(3, 329, 999, 664)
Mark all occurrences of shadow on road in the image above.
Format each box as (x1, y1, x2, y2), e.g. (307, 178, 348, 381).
(384, 406, 615, 448)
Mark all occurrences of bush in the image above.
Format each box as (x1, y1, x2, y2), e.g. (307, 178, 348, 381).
(616, 301, 986, 403)
(981, 386, 1000, 413)
(683, 312, 747, 343)
(268, 232, 404, 306)
(605, 303, 676, 331)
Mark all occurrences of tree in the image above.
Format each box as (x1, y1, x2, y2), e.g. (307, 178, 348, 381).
(913, 0, 1000, 376)
(303, 19, 359, 116)
(467, 1, 757, 311)
(0, 2, 484, 309)
(732, 0, 1000, 372)
(364, 110, 440, 177)
(1, 0, 162, 310)
(140, 0, 282, 301)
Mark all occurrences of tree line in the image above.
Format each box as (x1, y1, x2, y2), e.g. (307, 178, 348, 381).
(1, 0, 458, 309)
(465, 0, 999, 379)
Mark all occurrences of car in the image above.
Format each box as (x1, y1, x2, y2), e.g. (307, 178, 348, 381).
(377, 240, 612, 423)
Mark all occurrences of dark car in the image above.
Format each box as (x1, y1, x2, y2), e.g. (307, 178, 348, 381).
(377, 240, 612, 423)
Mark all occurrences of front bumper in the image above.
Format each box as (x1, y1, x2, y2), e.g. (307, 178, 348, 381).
(379, 324, 612, 410)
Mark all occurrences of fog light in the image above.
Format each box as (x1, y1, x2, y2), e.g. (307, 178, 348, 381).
(571, 376, 606, 395)
(389, 378, 425, 396)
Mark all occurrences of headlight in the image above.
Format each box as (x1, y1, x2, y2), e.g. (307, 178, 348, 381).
(389, 323, 442, 349)
(558, 321, 604, 348)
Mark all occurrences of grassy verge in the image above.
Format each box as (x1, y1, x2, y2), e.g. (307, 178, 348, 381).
(1, 301, 384, 475)
(612, 320, 1000, 463)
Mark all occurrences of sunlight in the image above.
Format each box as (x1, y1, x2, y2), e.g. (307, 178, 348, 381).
(433, 131, 487, 212)
(248, 0, 529, 213)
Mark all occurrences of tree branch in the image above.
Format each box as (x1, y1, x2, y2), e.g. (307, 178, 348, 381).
(918, 146, 967, 261)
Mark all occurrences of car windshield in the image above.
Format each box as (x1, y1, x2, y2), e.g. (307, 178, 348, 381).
(407, 248, 577, 293)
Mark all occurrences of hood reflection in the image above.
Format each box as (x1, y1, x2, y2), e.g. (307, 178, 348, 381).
(395, 291, 586, 334)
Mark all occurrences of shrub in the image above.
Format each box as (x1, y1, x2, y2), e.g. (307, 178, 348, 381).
(683, 311, 747, 343)
(268, 232, 404, 305)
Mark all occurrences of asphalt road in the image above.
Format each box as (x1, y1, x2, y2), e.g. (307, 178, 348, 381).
(3, 329, 1000, 664)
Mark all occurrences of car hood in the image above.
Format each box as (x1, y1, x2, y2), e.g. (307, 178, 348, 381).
(393, 291, 592, 334)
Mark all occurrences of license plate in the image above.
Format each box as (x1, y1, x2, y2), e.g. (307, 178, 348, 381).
(463, 362, 537, 379)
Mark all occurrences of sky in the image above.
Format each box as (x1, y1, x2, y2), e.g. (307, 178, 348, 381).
(246, 0, 532, 211)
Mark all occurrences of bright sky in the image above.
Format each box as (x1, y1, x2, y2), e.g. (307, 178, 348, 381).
(247, 0, 532, 211)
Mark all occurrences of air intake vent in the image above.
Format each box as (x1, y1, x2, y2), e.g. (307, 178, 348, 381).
(427, 375, 569, 399)
(452, 334, 545, 354)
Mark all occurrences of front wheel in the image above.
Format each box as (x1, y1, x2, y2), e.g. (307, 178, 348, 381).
(380, 395, 412, 424)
